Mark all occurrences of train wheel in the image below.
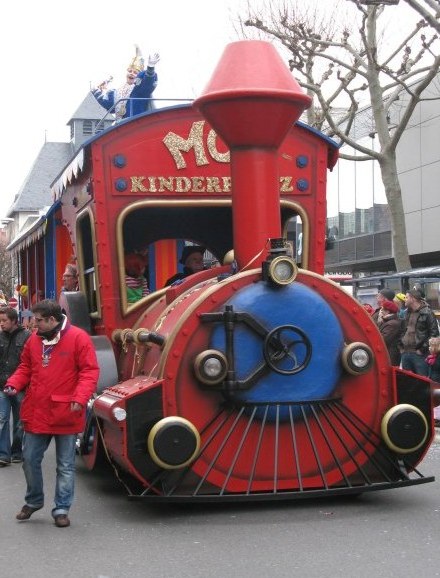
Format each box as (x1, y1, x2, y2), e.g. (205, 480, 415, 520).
(80, 415, 106, 471)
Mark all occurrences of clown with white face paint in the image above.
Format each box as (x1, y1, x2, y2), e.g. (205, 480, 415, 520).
(92, 45, 159, 121)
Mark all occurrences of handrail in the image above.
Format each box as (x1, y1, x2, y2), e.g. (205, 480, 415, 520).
(95, 97, 194, 131)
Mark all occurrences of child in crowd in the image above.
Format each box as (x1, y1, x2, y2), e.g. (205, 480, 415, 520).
(394, 292, 407, 319)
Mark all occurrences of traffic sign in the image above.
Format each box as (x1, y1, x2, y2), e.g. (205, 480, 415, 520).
(8, 297, 18, 308)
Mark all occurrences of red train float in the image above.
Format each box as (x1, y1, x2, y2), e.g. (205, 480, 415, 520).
(13, 41, 435, 500)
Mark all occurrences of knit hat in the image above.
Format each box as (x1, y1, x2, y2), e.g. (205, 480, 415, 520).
(408, 288, 424, 301)
(395, 292, 406, 303)
(381, 299, 398, 314)
(179, 246, 205, 265)
(378, 288, 395, 300)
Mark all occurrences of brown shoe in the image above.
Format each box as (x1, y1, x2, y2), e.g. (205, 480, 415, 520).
(54, 514, 70, 528)
(16, 505, 42, 521)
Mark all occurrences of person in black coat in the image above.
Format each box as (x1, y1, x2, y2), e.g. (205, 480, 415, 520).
(165, 246, 206, 287)
(378, 299, 402, 366)
(0, 307, 31, 465)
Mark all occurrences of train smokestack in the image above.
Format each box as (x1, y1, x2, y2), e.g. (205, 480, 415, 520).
(194, 40, 312, 269)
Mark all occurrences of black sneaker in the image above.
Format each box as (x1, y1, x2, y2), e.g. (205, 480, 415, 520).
(11, 457, 22, 463)
(0, 459, 11, 467)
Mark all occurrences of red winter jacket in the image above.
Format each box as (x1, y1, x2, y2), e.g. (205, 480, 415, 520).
(6, 320, 99, 434)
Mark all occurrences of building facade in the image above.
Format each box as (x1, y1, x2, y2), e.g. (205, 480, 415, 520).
(325, 77, 440, 275)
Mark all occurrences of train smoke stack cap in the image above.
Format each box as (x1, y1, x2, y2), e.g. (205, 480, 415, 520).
(194, 40, 312, 148)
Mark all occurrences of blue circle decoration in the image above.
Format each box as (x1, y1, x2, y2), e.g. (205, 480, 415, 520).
(115, 178, 127, 192)
(113, 154, 126, 168)
(297, 179, 309, 191)
(210, 282, 343, 407)
(296, 155, 308, 168)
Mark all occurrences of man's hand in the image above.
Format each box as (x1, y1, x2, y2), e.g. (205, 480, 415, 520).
(3, 386, 17, 396)
(148, 53, 160, 67)
(71, 402, 83, 412)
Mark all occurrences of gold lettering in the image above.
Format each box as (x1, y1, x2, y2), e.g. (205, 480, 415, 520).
(158, 177, 174, 192)
(163, 121, 209, 169)
(207, 129, 230, 163)
(222, 176, 231, 192)
(175, 177, 191, 192)
(131, 176, 148, 192)
(125, 175, 294, 195)
(280, 176, 293, 192)
(147, 177, 157, 192)
(191, 177, 205, 193)
(206, 177, 222, 193)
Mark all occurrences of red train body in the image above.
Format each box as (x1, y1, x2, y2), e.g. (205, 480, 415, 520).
(14, 41, 435, 500)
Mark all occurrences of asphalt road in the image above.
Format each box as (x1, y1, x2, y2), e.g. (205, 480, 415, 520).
(1, 433, 440, 578)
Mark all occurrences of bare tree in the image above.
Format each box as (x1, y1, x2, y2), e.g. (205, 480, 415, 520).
(403, 0, 440, 33)
(240, 0, 440, 271)
(0, 237, 13, 299)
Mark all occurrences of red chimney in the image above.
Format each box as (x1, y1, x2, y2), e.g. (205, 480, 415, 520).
(194, 41, 311, 268)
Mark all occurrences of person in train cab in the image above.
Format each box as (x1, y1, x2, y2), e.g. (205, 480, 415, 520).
(61, 264, 79, 292)
(377, 300, 402, 366)
(0, 307, 31, 467)
(165, 246, 206, 287)
(4, 299, 99, 528)
(125, 253, 150, 303)
(372, 288, 396, 327)
(92, 45, 159, 121)
(399, 289, 439, 376)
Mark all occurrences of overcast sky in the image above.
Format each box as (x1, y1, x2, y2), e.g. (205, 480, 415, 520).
(0, 0, 419, 221)
(0, 0, 248, 219)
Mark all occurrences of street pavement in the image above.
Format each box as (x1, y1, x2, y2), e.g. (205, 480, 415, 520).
(1, 432, 440, 578)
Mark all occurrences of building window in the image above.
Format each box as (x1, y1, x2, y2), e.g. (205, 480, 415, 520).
(83, 120, 93, 135)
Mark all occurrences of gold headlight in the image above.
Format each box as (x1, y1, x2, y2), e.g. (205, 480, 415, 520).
(341, 342, 374, 375)
(268, 256, 298, 285)
(194, 350, 228, 385)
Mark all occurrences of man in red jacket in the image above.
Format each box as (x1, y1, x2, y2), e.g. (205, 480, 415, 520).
(4, 299, 99, 528)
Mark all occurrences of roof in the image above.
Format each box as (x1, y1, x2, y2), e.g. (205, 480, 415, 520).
(6, 142, 73, 216)
(68, 91, 108, 122)
(340, 266, 440, 286)
(7, 202, 61, 254)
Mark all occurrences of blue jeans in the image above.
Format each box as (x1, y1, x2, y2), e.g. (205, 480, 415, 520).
(0, 390, 24, 461)
(401, 352, 429, 377)
(22, 432, 77, 517)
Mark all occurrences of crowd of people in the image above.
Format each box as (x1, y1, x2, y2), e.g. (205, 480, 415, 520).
(0, 242, 209, 525)
(0, 260, 99, 528)
(365, 286, 440, 422)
